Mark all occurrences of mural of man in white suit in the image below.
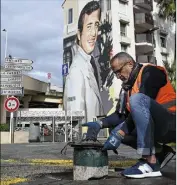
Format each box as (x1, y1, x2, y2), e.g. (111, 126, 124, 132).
(63, 1, 104, 122)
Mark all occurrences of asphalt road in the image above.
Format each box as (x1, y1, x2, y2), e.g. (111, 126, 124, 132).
(1, 142, 176, 185)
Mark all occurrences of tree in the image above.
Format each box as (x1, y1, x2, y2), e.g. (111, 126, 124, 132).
(163, 60, 176, 90)
(157, 0, 176, 21)
(158, 0, 176, 88)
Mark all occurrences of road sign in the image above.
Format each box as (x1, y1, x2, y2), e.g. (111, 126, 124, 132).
(47, 73, 51, 79)
(5, 58, 33, 64)
(0, 88, 24, 96)
(0, 84, 22, 88)
(4, 64, 33, 71)
(62, 63, 69, 76)
(0, 70, 22, 76)
(1, 77, 22, 82)
(4, 96, 20, 112)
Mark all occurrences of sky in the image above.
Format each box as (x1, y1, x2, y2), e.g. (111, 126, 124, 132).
(1, 0, 64, 87)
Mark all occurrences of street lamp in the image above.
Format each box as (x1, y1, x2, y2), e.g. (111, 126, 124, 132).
(2, 29, 8, 59)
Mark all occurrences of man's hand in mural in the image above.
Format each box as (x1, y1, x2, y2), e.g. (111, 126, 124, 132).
(82, 120, 103, 141)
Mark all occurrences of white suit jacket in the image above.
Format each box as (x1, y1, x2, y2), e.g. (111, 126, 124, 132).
(63, 46, 104, 122)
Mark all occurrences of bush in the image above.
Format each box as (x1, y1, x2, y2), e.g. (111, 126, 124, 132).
(0, 123, 10, 132)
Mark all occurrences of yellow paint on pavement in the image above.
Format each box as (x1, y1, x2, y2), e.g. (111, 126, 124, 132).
(28, 159, 137, 168)
(28, 159, 73, 166)
(1, 158, 138, 168)
(1, 159, 18, 163)
(1, 177, 28, 185)
(109, 160, 137, 168)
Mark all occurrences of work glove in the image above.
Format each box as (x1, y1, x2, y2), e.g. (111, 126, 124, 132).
(82, 120, 102, 141)
(102, 124, 124, 151)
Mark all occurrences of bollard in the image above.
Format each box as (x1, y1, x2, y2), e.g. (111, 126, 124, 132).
(71, 142, 108, 180)
(28, 122, 40, 143)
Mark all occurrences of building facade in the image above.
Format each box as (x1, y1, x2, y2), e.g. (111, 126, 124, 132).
(62, 0, 175, 118)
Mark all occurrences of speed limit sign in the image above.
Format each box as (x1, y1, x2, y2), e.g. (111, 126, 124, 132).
(4, 96, 20, 112)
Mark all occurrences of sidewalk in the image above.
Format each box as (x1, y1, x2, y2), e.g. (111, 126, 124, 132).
(1, 142, 176, 185)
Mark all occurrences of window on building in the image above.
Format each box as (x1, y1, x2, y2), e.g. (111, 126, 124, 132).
(120, 22, 127, 36)
(160, 33, 167, 48)
(121, 44, 128, 52)
(161, 53, 168, 63)
(68, 8, 73, 24)
(106, 0, 111, 11)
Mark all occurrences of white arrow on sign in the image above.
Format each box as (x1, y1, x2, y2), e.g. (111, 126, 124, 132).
(63, 65, 67, 74)
(1, 77, 22, 82)
(0, 70, 22, 76)
(4, 64, 33, 71)
(0, 88, 23, 95)
(5, 58, 33, 64)
(0, 84, 22, 88)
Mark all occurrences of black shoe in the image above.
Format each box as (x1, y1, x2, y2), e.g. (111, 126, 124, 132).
(156, 144, 176, 169)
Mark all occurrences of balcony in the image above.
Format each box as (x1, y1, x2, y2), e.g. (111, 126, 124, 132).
(133, 0, 153, 11)
(136, 55, 156, 64)
(134, 13, 154, 33)
(120, 35, 131, 45)
(135, 33, 153, 54)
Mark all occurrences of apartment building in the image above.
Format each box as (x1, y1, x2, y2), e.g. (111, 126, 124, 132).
(62, 0, 175, 66)
(62, 0, 175, 137)
(62, 0, 175, 114)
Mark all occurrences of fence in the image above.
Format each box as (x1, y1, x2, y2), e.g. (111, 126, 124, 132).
(13, 108, 85, 143)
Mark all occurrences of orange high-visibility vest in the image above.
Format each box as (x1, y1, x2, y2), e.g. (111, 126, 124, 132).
(126, 64, 176, 113)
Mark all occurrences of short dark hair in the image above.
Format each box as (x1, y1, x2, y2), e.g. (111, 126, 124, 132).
(110, 52, 136, 64)
(78, 1, 101, 34)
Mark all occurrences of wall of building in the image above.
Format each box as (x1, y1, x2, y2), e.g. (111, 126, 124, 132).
(0, 96, 7, 123)
(153, 1, 176, 66)
(62, 0, 79, 38)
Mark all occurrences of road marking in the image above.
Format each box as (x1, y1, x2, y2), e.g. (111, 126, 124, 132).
(1, 158, 137, 167)
(1, 177, 28, 185)
(28, 159, 137, 167)
(29, 159, 73, 166)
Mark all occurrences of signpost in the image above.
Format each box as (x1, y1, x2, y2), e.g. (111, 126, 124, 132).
(4, 97, 20, 143)
(1, 57, 33, 143)
(1, 57, 33, 96)
(4, 96, 20, 112)
(0, 69, 23, 96)
(4, 64, 33, 71)
(5, 58, 33, 64)
(62, 63, 69, 76)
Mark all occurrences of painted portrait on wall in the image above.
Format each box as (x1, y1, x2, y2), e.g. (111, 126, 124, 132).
(62, 0, 117, 130)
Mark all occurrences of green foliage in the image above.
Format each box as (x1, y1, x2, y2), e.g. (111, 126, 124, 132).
(157, 0, 176, 21)
(163, 60, 176, 90)
(0, 123, 10, 132)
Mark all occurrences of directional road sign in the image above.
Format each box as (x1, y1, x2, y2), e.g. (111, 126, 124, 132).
(62, 63, 69, 76)
(0, 70, 22, 76)
(1, 77, 22, 82)
(0, 88, 24, 96)
(4, 96, 20, 112)
(4, 64, 33, 71)
(5, 58, 33, 64)
(0, 84, 22, 88)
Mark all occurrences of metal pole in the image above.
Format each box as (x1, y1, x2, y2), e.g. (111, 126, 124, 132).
(70, 110, 73, 142)
(5, 30, 8, 58)
(52, 116, 55, 143)
(9, 112, 14, 143)
(64, 110, 68, 142)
